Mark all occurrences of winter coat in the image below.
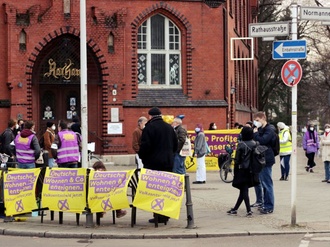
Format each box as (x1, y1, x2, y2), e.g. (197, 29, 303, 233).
(43, 128, 55, 158)
(0, 128, 15, 156)
(138, 116, 178, 172)
(174, 124, 187, 153)
(253, 123, 276, 166)
(194, 131, 206, 158)
(232, 140, 259, 189)
(320, 132, 330, 162)
(303, 130, 319, 154)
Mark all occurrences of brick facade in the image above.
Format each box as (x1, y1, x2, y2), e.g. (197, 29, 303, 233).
(0, 0, 258, 155)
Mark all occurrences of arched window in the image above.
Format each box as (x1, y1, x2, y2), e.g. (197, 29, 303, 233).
(137, 14, 181, 87)
(19, 29, 26, 51)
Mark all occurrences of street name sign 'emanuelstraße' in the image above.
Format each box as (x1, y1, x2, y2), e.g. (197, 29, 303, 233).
(248, 22, 290, 38)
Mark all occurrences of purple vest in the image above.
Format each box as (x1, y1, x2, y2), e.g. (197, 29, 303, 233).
(15, 134, 35, 164)
(57, 130, 80, 164)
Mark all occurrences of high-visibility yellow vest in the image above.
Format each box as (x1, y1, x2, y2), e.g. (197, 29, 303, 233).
(279, 129, 292, 154)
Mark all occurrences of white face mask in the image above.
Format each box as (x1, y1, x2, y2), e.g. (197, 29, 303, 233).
(325, 128, 330, 133)
(253, 120, 262, 128)
(15, 124, 19, 129)
(310, 127, 314, 131)
(51, 125, 56, 130)
(195, 127, 201, 133)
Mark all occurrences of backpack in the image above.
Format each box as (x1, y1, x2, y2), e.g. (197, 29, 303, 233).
(271, 131, 280, 157)
(245, 142, 268, 174)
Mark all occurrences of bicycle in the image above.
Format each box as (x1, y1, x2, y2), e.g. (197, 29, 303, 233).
(87, 142, 100, 167)
(219, 142, 237, 183)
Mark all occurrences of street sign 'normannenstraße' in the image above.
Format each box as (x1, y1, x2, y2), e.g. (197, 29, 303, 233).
(300, 7, 330, 21)
(249, 22, 290, 38)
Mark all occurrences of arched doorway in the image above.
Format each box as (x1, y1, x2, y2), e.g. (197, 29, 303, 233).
(32, 34, 103, 153)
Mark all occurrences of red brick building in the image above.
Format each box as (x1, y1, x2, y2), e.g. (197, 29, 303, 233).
(0, 0, 258, 155)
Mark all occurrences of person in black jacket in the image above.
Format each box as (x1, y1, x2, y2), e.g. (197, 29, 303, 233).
(172, 117, 188, 174)
(0, 119, 17, 162)
(227, 126, 257, 217)
(138, 107, 178, 224)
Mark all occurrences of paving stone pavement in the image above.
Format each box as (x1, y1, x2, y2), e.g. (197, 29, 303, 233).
(1, 147, 330, 239)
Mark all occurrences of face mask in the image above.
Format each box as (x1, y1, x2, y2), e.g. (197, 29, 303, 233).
(195, 127, 201, 133)
(15, 124, 19, 129)
(325, 128, 330, 133)
(309, 127, 314, 131)
(253, 120, 262, 128)
(51, 125, 56, 130)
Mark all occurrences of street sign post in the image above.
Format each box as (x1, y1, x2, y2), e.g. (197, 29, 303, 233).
(248, 22, 290, 37)
(272, 40, 307, 60)
(281, 60, 302, 87)
(301, 7, 330, 21)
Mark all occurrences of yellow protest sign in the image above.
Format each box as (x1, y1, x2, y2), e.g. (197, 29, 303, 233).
(3, 168, 40, 216)
(133, 169, 184, 220)
(186, 129, 240, 171)
(88, 169, 134, 213)
(42, 168, 87, 213)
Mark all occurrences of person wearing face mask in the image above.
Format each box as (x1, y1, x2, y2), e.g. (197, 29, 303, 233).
(43, 122, 56, 168)
(132, 116, 147, 169)
(192, 124, 207, 184)
(303, 123, 319, 173)
(277, 122, 292, 181)
(320, 124, 330, 183)
(208, 122, 217, 130)
(250, 112, 276, 214)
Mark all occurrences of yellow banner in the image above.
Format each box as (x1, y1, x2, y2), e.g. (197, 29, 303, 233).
(42, 168, 87, 213)
(88, 169, 134, 213)
(133, 169, 185, 220)
(3, 168, 40, 216)
(186, 129, 240, 171)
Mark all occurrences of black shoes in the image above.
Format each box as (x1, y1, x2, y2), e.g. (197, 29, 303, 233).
(192, 181, 205, 184)
(226, 209, 237, 215)
(148, 218, 169, 224)
(260, 209, 273, 214)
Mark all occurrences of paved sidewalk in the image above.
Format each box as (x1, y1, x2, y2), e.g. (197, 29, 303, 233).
(1, 147, 330, 239)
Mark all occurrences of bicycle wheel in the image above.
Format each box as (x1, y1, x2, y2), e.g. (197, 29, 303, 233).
(220, 159, 234, 183)
(88, 155, 100, 167)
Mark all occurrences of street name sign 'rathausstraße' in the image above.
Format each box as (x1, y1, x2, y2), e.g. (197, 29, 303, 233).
(300, 7, 330, 21)
(249, 22, 290, 38)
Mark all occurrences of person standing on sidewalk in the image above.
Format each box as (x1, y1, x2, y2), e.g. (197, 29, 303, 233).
(193, 123, 207, 184)
(277, 122, 292, 181)
(303, 123, 319, 173)
(172, 117, 188, 174)
(0, 119, 17, 163)
(320, 123, 330, 183)
(132, 116, 147, 169)
(227, 126, 258, 217)
(42, 122, 56, 168)
(252, 111, 276, 214)
(138, 107, 178, 224)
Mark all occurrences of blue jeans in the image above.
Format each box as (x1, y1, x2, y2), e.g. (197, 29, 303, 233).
(324, 161, 330, 180)
(280, 155, 291, 177)
(254, 183, 263, 205)
(48, 158, 55, 168)
(173, 153, 186, 174)
(18, 163, 35, 169)
(259, 166, 274, 211)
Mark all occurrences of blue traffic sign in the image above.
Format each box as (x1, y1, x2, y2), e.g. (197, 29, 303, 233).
(272, 40, 307, 60)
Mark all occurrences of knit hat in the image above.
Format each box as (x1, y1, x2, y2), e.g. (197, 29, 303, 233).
(148, 107, 162, 116)
(240, 126, 254, 141)
(46, 122, 54, 128)
(277, 122, 286, 129)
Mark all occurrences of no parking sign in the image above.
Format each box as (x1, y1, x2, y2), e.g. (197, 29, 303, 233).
(281, 60, 302, 87)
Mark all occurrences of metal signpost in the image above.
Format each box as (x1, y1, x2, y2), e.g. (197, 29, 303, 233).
(273, 40, 307, 60)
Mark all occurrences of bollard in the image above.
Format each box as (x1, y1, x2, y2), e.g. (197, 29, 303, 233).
(184, 174, 196, 229)
(85, 208, 94, 228)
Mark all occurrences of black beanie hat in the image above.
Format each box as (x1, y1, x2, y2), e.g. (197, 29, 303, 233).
(46, 122, 54, 128)
(240, 126, 254, 141)
(148, 107, 162, 116)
